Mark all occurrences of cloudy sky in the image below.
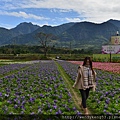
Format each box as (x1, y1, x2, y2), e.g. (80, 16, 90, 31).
(0, 0, 120, 29)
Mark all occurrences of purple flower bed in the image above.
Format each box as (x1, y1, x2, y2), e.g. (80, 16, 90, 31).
(57, 60, 120, 115)
(0, 60, 81, 116)
(88, 70, 120, 115)
(0, 63, 30, 76)
(57, 60, 78, 82)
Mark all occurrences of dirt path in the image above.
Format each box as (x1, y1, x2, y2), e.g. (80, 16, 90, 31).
(56, 62, 91, 115)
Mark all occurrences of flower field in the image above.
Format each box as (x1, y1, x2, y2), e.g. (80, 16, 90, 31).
(0, 60, 80, 119)
(57, 60, 120, 115)
(69, 61, 120, 74)
(0, 59, 120, 119)
(0, 64, 30, 77)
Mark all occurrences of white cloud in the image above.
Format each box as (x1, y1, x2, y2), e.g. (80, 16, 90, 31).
(59, 9, 72, 13)
(32, 22, 49, 27)
(1, 0, 120, 23)
(0, 23, 14, 29)
(0, 11, 49, 20)
(65, 18, 82, 23)
(32, 21, 62, 27)
(50, 9, 58, 13)
(24, 0, 120, 23)
(50, 8, 72, 13)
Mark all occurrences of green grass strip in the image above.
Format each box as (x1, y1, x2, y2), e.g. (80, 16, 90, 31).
(55, 61, 85, 113)
(55, 61, 99, 115)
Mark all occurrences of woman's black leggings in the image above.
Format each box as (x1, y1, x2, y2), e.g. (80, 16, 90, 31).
(79, 88, 91, 108)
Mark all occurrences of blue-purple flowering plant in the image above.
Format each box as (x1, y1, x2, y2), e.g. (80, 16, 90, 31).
(0, 60, 79, 115)
(57, 60, 120, 115)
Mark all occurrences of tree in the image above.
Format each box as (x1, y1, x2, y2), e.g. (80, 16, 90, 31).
(36, 32, 57, 57)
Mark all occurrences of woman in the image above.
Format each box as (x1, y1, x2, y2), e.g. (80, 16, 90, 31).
(72, 56, 96, 115)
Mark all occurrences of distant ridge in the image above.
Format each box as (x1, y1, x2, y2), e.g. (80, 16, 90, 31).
(0, 19, 120, 49)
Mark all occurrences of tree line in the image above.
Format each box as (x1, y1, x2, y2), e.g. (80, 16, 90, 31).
(0, 32, 101, 56)
(0, 45, 88, 55)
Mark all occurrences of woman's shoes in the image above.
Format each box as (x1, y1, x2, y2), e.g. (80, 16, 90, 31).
(80, 103, 89, 115)
(79, 103, 89, 115)
(83, 108, 89, 115)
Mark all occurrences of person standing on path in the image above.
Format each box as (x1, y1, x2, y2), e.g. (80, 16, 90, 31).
(72, 56, 97, 115)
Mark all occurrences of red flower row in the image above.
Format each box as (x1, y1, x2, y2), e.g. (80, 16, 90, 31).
(69, 61, 120, 74)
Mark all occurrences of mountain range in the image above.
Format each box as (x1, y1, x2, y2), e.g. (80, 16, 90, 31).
(0, 19, 120, 50)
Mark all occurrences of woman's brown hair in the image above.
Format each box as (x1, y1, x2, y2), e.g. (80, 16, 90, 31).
(82, 56, 94, 75)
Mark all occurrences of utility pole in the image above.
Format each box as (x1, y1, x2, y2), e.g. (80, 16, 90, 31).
(109, 31, 119, 62)
(110, 51, 111, 62)
(116, 31, 119, 36)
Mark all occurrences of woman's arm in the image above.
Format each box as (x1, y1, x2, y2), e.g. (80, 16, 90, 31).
(93, 70, 97, 82)
(73, 68, 81, 88)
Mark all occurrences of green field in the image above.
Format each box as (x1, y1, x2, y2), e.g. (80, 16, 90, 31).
(0, 53, 120, 63)
(0, 53, 92, 61)
(93, 54, 120, 62)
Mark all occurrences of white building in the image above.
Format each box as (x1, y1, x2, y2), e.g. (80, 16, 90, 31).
(102, 32, 120, 54)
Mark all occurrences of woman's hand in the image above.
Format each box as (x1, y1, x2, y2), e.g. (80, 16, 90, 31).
(72, 86, 75, 88)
